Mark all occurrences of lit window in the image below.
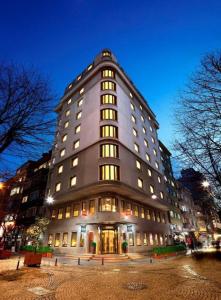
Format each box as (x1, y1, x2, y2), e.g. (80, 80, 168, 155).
(67, 98, 72, 105)
(54, 233, 60, 247)
(159, 146, 163, 152)
(71, 232, 77, 247)
(148, 169, 152, 177)
(155, 161, 159, 169)
(134, 143, 139, 153)
(73, 204, 80, 217)
(158, 176, 161, 183)
(22, 196, 28, 203)
(60, 149, 66, 157)
(101, 109, 117, 121)
(153, 149, 157, 156)
(146, 209, 151, 220)
(160, 192, 164, 199)
(141, 115, 144, 122)
(133, 128, 137, 137)
(62, 134, 67, 142)
(143, 127, 146, 134)
(55, 182, 61, 192)
(100, 144, 119, 158)
(65, 110, 70, 117)
(130, 103, 135, 111)
(64, 121, 69, 128)
(77, 75, 81, 81)
(79, 88, 84, 95)
(148, 115, 151, 121)
(141, 208, 145, 218)
(58, 165, 63, 174)
(58, 208, 63, 219)
(101, 94, 117, 105)
(144, 139, 148, 147)
(99, 197, 117, 212)
(138, 178, 143, 188)
(62, 233, 68, 247)
(150, 126, 153, 132)
(136, 160, 141, 169)
(70, 176, 77, 187)
(145, 153, 150, 162)
(144, 233, 147, 245)
(65, 206, 71, 218)
(101, 81, 116, 91)
(75, 125, 81, 133)
(129, 233, 134, 246)
(134, 205, 139, 217)
(151, 136, 155, 143)
(131, 115, 136, 123)
(68, 84, 72, 89)
(100, 125, 118, 138)
(149, 233, 154, 245)
(140, 105, 143, 111)
(102, 50, 111, 57)
(48, 234, 53, 246)
(72, 157, 78, 167)
(82, 202, 87, 215)
(78, 99, 83, 107)
(150, 185, 154, 194)
(136, 232, 141, 246)
(73, 140, 80, 149)
(89, 200, 95, 214)
(102, 69, 115, 78)
(99, 165, 120, 180)
(87, 64, 93, 71)
(76, 111, 82, 120)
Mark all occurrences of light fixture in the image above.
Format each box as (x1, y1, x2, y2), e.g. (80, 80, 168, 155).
(0, 182, 4, 189)
(202, 180, 210, 188)
(46, 196, 54, 204)
(151, 194, 157, 199)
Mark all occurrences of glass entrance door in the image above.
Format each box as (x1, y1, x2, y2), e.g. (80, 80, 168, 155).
(101, 229, 116, 254)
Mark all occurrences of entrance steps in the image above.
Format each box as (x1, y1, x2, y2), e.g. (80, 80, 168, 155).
(127, 253, 147, 260)
(55, 253, 93, 260)
(91, 254, 130, 262)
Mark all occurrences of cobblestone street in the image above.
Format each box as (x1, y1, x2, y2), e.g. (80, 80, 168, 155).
(0, 256, 221, 300)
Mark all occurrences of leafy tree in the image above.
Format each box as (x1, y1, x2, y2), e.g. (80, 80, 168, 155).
(26, 217, 50, 247)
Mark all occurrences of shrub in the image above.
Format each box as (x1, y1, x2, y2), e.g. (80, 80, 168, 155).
(152, 244, 186, 255)
(20, 245, 53, 253)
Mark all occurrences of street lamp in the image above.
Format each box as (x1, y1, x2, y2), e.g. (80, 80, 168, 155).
(202, 180, 210, 188)
(46, 195, 54, 204)
(0, 182, 4, 190)
(151, 194, 157, 200)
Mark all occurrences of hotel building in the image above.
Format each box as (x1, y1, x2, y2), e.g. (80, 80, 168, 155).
(45, 49, 170, 254)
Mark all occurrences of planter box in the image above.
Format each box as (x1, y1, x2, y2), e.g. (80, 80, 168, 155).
(24, 252, 42, 267)
(0, 250, 12, 259)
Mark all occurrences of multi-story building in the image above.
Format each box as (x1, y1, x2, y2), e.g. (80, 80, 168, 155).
(45, 49, 170, 255)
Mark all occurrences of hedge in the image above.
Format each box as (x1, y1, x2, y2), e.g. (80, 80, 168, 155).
(152, 244, 186, 255)
(20, 245, 53, 253)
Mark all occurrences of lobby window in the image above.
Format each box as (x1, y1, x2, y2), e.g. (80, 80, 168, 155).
(70, 176, 77, 187)
(133, 128, 138, 137)
(148, 169, 152, 177)
(71, 232, 77, 247)
(136, 160, 141, 170)
(159, 235, 164, 245)
(62, 233, 68, 247)
(101, 94, 117, 105)
(80, 233, 85, 247)
(75, 125, 81, 134)
(155, 161, 159, 169)
(136, 232, 141, 246)
(54, 233, 60, 247)
(72, 157, 78, 167)
(51, 209, 57, 219)
(134, 205, 139, 217)
(137, 178, 143, 189)
(142, 127, 146, 134)
(131, 115, 136, 123)
(73, 140, 80, 149)
(100, 125, 118, 138)
(141, 207, 145, 218)
(64, 121, 69, 128)
(79, 88, 84, 95)
(89, 200, 95, 215)
(130, 103, 135, 111)
(60, 149, 66, 157)
(65, 110, 70, 117)
(144, 233, 148, 245)
(58, 208, 63, 219)
(153, 149, 157, 156)
(155, 234, 159, 245)
(145, 153, 150, 162)
(102, 50, 111, 57)
(67, 98, 72, 105)
(101, 81, 116, 91)
(62, 134, 67, 142)
(99, 197, 117, 212)
(141, 115, 144, 122)
(150, 185, 154, 194)
(160, 192, 164, 199)
(55, 182, 61, 192)
(129, 233, 134, 246)
(73, 204, 80, 217)
(144, 139, 148, 147)
(146, 209, 151, 220)
(100, 165, 120, 181)
(102, 69, 115, 78)
(76, 111, 82, 120)
(134, 143, 139, 153)
(158, 176, 161, 183)
(100, 144, 119, 158)
(101, 108, 117, 121)
(149, 233, 154, 245)
(58, 165, 63, 174)
(48, 234, 53, 246)
(78, 99, 83, 107)
(65, 206, 71, 218)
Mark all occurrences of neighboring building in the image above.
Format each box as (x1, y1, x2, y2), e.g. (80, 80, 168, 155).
(45, 49, 170, 255)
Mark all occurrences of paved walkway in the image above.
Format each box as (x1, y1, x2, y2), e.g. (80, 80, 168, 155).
(0, 255, 220, 299)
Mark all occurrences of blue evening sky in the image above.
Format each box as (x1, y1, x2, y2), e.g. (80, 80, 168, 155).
(0, 0, 221, 174)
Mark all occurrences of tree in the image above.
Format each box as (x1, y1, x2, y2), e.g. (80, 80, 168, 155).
(0, 62, 55, 161)
(174, 51, 221, 195)
(26, 217, 50, 247)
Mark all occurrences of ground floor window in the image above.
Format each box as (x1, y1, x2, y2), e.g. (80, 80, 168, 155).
(48, 234, 53, 246)
(143, 233, 148, 245)
(155, 234, 159, 245)
(149, 233, 154, 245)
(159, 234, 164, 245)
(128, 233, 134, 246)
(54, 233, 60, 247)
(136, 232, 141, 246)
(62, 233, 68, 247)
(71, 232, 77, 247)
(80, 233, 85, 247)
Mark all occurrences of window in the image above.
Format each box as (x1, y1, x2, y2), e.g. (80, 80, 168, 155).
(159, 235, 164, 245)
(67, 98, 72, 105)
(58, 208, 63, 219)
(126, 202, 132, 215)
(65, 110, 70, 117)
(136, 232, 141, 246)
(102, 69, 115, 78)
(99, 165, 120, 180)
(152, 211, 156, 221)
(149, 233, 154, 245)
(144, 139, 148, 147)
(48, 234, 53, 246)
(150, 126, 153, 132)
(134, 143, 139, 153)
(141, 207, 145, 218)
(102, 50, 111, 57)
(76, 111, 82, 120)
(150, 185, 154, 194)
(160, 192, 164, 199)
(137, 178, 143, 189)
(62, 233, 68, 247)
(99, 197, 117, 212)
(68, 84, 72, 89)
(133, 128, 137, 137)
(140, 105, 143, 111)
(129, 233, 134, 246)
(130, 103, 135, 111)
(65, 206, 71, 218)
(129, 92, 133, 98)
(131, 115, 136, 123)
(70, 176, 77, 187)
(155, 161, 159, 169)
(134, 205, 139, 217)
(155, 234, 159, 245)
(158, 176, 161, 183)
(89, 200, 95, 215)
(71, 232, 77, 247)
(78, 99, 83, 107)
(101, 81, 116, 91)
(73, 204, 80, 217)
(121, 200, 125, 212)
(146, 209, 151, 220)
(80, 233, 85, 247)
(100, 125, 118, 138)
(64, 121, 69, 128)
(141, 115, 144, 122)
(51, 209, 57, 219)
(60, 149, 66, 157)
(87, 64, 93, 71)
(72, 157, 78, 167)
(55, 182, 61, 192)
(101, 109, 117, 121)
(144, 233, 148, 245)
(22, 196, 28, 203)
(148, 169, 152, 177)
(100, 144, 119, 158)
(79, 88, 84, 95)
(62, 134, 67, 142)
(101, 94, 117, 105)
(77, 75, 81, 81)
(142, 127, 146, 134)
(153, 149, 157, 156)
(145, 153, 150, 162)
(75, 125, 81, 133)
(54, 233, 60, 247)
(136, 160, 141, 170)
(151, 136, 155, 144)
(82, 202, 87, 215)
(73, 140, 80, 149)
(58, 165, 63, 174)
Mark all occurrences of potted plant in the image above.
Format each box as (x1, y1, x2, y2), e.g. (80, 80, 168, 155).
(122, 241, 128, 254)
(24, 217, 50, 267)
(91, 241, 96, 254)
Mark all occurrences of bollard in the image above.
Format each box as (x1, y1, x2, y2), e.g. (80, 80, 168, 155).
(102, 257, 104, 265)
(150, 258, 153, 264)
(16, 257, 20, 270)
(78, 257, 80, 265)
(55, 258, 58, 266)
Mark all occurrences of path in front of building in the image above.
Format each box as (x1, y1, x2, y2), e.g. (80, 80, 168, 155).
(0, 255, 221, 300)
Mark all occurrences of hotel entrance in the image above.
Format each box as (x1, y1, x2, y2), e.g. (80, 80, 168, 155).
(101, 226, 118, 254)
